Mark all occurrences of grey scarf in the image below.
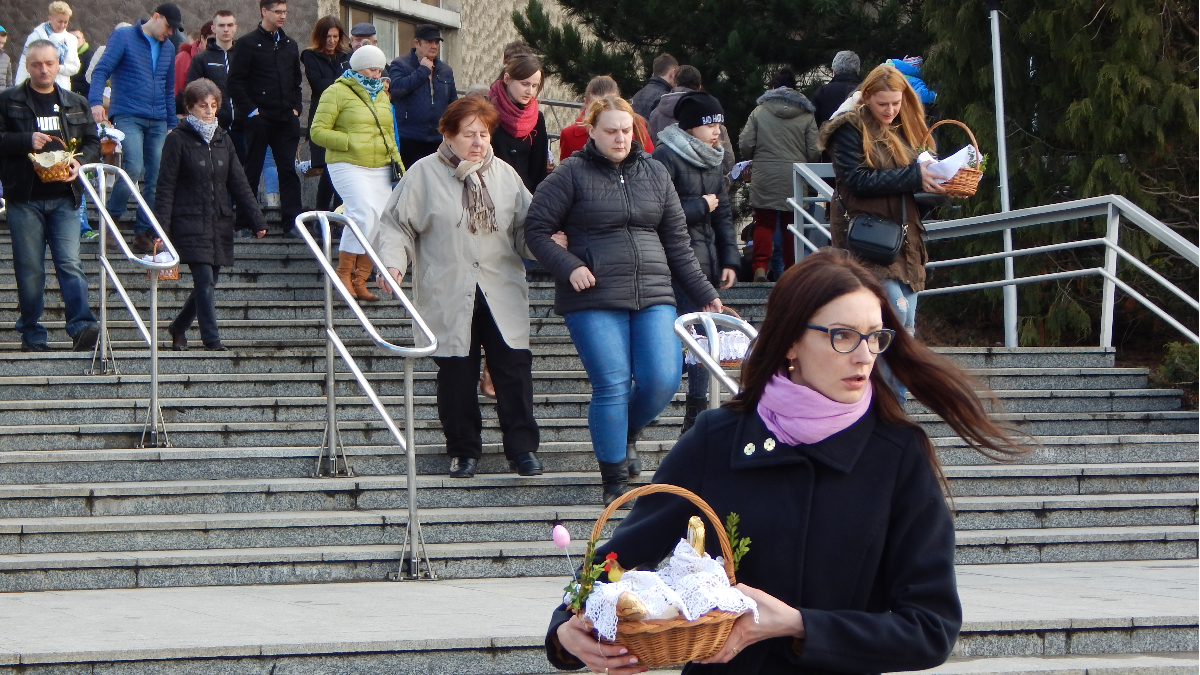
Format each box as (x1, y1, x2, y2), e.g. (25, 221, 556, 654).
(186, 115, 219, 144)
(658, 123, 724, 169)
(437, 141, 497, 234)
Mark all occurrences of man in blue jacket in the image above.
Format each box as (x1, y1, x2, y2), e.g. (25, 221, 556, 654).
(88, 3, 181, 254)
(387, 24, 456, 169)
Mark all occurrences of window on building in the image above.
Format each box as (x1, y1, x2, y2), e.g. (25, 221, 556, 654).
(342, 5, 446, 64)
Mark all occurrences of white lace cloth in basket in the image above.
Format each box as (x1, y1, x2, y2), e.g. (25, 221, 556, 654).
(582, 539, 759, 641)
(684, 328, 752, 366)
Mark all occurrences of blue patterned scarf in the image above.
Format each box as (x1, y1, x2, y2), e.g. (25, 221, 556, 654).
(343, 69, 383, 100)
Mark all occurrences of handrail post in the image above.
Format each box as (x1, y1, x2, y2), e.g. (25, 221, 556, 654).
(702, 313, 722, 410)
(89, 169, 118, 375)
(989, 5, 1018, 347)
(314, 213, 352, 477)
(1100, 204, 1120, 349)
(138, 270, 168, 447)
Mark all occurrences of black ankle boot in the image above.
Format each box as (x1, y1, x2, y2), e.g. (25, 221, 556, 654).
(598, 459, 630, 507)
(625, 428, 643, 477)
(681, 397, 708, 434)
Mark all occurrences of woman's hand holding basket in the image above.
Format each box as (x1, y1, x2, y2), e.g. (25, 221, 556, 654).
(695, 583, 805, 664)
(556, 616, 646, 674)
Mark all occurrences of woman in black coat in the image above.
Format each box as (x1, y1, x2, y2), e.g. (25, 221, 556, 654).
(525, 95, 722, 504)
(546, 249, 1027, 675)
(652, 91, 741, 432)
(156, 79, 266, 351)
(301, 16, 352, 211)
(488, 54, 549, 193)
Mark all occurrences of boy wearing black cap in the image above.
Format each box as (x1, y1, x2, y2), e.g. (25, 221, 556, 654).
(387, 23, 456, 169)
(652, 91, 740, 432)
(86, 3, 181, 254)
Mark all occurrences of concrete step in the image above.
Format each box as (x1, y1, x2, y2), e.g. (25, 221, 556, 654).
(0, 410, 1194, 451)
(905, 653, 1199, 674)
(0, 525, 1193, 591)
(0, 434, 1192, 485)
(0, 493, 1193, 556)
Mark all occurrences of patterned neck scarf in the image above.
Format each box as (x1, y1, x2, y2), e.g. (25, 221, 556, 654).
(343, 69, 383, 100)
(437, 141, 497, 234)
(186, 115, 219, 144)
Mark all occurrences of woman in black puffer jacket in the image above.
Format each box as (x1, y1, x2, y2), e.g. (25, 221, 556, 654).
(525, 95, 722, 504)
(651, 91, 740, 433)
(155, 79, 266, 351)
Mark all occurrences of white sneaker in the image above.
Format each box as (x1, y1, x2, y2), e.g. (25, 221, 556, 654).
(266, 193, 280, 208)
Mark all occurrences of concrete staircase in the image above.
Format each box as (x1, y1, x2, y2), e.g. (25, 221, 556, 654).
(0, 233, 1195, 674)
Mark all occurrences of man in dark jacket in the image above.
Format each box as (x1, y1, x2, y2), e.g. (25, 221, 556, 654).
(629, 53, 677, 119)
(0, 41, 101, 351)
(388, 23, 456, 169)
(87, 4, 181, 253)
(813, 50, 862, 127)
(227, 0, 303, 234)
(185, 10, 238, 132)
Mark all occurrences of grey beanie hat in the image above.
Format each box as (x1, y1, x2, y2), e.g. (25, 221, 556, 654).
(831, 50, 860, 75)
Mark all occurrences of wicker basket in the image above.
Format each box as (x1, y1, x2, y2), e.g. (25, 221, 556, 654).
(576, 483, 744, 667)
(146, 239, 180, 281)
(924, 120, 983, 198)
(29, 151, 76, 183)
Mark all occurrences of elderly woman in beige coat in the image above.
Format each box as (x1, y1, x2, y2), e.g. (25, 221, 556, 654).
(373, 95, 542, 480)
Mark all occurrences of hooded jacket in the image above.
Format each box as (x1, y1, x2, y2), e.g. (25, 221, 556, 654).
(16, 22, 80, 90)
(629, 75, 672, 119)
(185, 38, 235, 129)
(818, 101, 928, 291)
(813, 71, 863, 126)
(227, 24, 303, 123)
(648, 88, 737, 183)
(652, 124, 739, 282)
(739, 87, 819, 211)
(887, 59, 936, 105)
(154, 119, 264, 266)
(387, 49, 457, 143)
(86, 20, 175, 121)
(0, 81, 100, 204)
(545, 406, 960, 674)
(524, 139, 718, 316)
(308, 76, 403, 169)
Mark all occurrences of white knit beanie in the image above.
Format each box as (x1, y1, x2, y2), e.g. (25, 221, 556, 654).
(349, 45, 386, 72)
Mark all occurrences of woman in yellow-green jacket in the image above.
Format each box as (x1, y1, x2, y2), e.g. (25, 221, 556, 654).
(308, 44, 403, 300)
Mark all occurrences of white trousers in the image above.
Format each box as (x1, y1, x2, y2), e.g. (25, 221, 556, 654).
(327, 163, 393, 255)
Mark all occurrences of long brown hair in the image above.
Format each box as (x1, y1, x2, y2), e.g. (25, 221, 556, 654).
(856, 64, 929, 168)
(309, 16, 349, 54)
(729, 249, 1028, 491)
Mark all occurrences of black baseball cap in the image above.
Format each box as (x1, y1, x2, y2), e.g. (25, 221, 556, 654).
(414, 24, 443, 42)
(154, 3, 184, 31)
(351, 22, 376, 37)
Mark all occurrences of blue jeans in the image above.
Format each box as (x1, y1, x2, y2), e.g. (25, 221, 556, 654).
(564, 304, 683, 463)
(106, 115, 168, 234)
(881, 279, 919, 405)
(8, 198, 97, 344)
(263, 147, 279, 194)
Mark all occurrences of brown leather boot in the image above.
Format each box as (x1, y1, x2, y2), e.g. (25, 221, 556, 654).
(336, 251, 358, 299)
(352, 253, 379, 301)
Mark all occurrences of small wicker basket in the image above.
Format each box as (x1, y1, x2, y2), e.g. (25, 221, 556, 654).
(28, 150, 77, 183)
(575, 483, 745, 667)
(146, 239, 180, 281)
(924, 120, 983, 198)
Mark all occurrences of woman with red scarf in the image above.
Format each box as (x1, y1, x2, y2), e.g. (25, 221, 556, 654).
(488, 54, 549, 193)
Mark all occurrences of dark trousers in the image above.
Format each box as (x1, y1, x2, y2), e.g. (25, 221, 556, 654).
(399, 139, 441, 173)
(432, 292, 539, 461)
(241, 115, 302, 231)
(172, 263, 221, 346)
(315, 170, 341, 212)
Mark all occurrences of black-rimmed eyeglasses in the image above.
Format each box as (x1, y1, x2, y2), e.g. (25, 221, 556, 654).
(806, 324, 895, 354)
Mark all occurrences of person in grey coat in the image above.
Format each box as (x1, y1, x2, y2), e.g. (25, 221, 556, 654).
(740, 67, 819, 281)
(651, 92, 739, 433)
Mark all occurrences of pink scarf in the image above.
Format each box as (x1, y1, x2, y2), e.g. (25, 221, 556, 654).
(489, 79, 539, 140)
(757, 372, 873, 445)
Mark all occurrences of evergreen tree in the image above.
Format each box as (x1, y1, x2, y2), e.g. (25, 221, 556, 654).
(921, 0, 1197, 348)
(513, 0, 929, 145)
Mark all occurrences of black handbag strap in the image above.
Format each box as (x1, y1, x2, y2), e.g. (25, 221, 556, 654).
(353, 85, 399, 162)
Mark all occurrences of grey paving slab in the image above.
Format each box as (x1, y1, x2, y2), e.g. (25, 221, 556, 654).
(904, 651, 1199, 674)
(0, 561, 1192, 665)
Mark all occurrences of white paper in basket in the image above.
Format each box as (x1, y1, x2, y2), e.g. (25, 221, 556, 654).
(582, 539, 758, 642)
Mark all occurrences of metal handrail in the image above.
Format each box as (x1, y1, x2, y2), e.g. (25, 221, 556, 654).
(790, 162, 1200, 348)
(674, 312, 759, 409)
(78, 163, 180, 448)
(293, 211, 439, 581)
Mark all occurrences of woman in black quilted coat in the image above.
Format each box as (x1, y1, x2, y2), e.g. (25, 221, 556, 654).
(651, 91, 740, 433)
(155, 79, 265, 351)
(525, 95, 722, 504)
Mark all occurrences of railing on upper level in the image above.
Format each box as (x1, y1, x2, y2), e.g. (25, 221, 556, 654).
(787, 162, 1199, 348)
(293, 211, 440, 581)
(78, 164, 181, 448)
(673, 312, 760, 409)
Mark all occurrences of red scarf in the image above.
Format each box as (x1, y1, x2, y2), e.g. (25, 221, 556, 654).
(489, 79, 539, 140)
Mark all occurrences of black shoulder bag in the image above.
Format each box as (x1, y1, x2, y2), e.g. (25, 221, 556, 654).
(838, 190, 908, 267)
(358, 89, 404, 183)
